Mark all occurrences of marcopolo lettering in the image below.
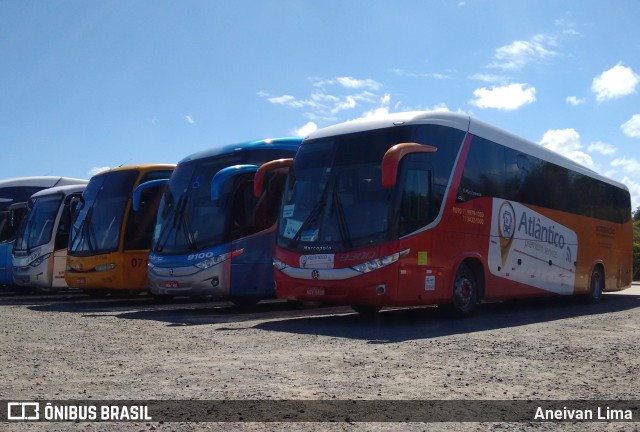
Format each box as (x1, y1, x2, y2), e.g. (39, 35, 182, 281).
(517, 211, 565, 249)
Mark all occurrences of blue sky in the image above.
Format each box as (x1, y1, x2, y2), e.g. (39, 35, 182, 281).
(2, 1, 640, 208)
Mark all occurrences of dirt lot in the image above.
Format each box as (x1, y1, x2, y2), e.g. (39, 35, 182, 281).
(1, 284, 639, 431)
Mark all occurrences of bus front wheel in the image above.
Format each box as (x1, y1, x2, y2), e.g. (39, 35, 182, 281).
(451, 263, 478, 317)
(586, 267, 604, 304)
(351, 305, 382, 316)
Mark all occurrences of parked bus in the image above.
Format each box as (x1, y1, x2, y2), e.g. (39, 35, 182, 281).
(65, 165, 175, 295)
(144, 137, 301, 304)
(256, 112, 632, 315)
(12, 183, 88, 292)
(0, 176, 88, 287)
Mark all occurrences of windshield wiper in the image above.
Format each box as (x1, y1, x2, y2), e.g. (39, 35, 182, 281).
(154, 193, 196, 253)
(174, 194, 197, 252)
(332, 186, 353, 249)
(154, 194, 182, 253)
(79, 206, 98, 253)
(290, 176, 335, 248)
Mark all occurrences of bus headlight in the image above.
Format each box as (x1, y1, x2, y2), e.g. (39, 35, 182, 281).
(29, 254, 51, 267)
(351, 249, 409, 274)
(273, 257, 288, 271)
(195, 253, 228, 270)
(95, 263, 116, 272)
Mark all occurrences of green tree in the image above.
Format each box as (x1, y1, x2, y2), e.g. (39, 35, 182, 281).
(634, 207, 640, 280)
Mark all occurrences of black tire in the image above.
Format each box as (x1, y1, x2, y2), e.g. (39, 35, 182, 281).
(231, 297, 260, 308)
(451, 263, 478, 317)
(83, 289, 110, 298)
(149, 293, 175, 303)
(34, 286, 60, 294)
(351, 305, 382, 316)
(586, 267, 604, 304)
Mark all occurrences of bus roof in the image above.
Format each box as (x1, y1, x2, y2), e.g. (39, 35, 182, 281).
(178, 137, 303, 165)
(304, 111, 627, 191)
(90, 164, 176, 177)
(29, 183, 88, 199)
(0, 176, 88, 189)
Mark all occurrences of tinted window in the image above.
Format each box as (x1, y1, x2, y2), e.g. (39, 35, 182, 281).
(398, 155, 432, 236)
(458, 136, 631, 223)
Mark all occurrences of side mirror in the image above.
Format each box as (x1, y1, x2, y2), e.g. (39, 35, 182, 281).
(66, 195, 82, 217)
(210, 165, 258, 201)
(133, 179, 169, 211)
(253, 158, 293, 198)
(381, 143, 437, 188)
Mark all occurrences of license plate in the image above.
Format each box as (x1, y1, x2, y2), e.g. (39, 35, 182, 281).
(76, 278, 86, 284)
(306, 287, 325, 296)
(165, 281, 179, 289)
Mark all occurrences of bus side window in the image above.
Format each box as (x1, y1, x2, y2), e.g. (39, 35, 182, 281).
(458, 136, 506, 202)
(124, 186, 163, 250)
(228, 176, 258, 241)
(229, 171, 286, 241)
(398, 154, 433, 236)
(55, 204, 71, 251)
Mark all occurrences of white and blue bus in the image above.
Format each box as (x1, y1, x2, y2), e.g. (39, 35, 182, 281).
(12, 183, 88, 292)
(0, 177, 87, 287)
(139, 137, 302, 305)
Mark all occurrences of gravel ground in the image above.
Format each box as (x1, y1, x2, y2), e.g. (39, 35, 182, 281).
(1, 284, 639, 431)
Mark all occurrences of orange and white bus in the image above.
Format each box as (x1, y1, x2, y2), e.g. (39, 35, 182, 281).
(258, 111, 632, 315)
(65, 165, 174, 295)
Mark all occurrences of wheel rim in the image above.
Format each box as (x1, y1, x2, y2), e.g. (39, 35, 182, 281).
(454, 275, 474, 311)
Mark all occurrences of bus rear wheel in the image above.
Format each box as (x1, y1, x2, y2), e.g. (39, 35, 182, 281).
(586, 267, 604, 304)
(451, 263, 478, 317)
(231, 297, 260, 308)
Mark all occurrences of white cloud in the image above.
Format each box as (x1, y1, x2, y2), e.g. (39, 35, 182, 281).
(566, 96, 585, 106)
(489, 34, 557, 70)
(392, 69, 452, 79)
(268, 95, 297, 105)
(427, 103, 450, 112)
(293, 121, 318, 137)
(591, 63, 640, 102)
(555, 19, 579, 35)
(611, 156, 640, 174)
(621, 176, 640, 211)
(539, 128, 594, 169)
(89, 166, 111, 176)
(470, 83, 536, 111)
(587, 141, 617, 155)
(185, 115, 194, 124)
(330, 96, 357, 114)
(362, 107, 390, 119)
(336, 77, 382, 90)
(359, 93, 393, 119)
(621, 114, 640, 138)
(259, 76, 385, 123)
(469, 73, 509, 83)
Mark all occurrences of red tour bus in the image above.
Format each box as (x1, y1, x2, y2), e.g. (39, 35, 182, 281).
(255, 111, 632, 315)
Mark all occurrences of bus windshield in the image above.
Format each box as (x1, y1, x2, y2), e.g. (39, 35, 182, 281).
(69, 170, 139, 256)
(278, 127, 414, 252)
(278, 124, 466, 253)
(152, 156, 241, 254)
(14, 194, 63, 253)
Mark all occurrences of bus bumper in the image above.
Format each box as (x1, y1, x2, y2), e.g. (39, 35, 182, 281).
(274, 266, 397, 307)
(148, 263, 230, 298)
(12, 256, 52, 288)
